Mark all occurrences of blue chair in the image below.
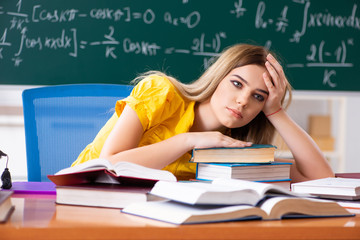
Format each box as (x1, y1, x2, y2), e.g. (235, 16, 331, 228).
(22, 84, 133, 181)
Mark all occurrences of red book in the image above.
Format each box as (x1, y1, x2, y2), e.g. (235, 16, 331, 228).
(48, 159, 177, 187)
(335, 173, 360, 179)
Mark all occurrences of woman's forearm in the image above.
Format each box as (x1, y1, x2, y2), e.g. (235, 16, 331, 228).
(268, 110, 334, 181)
(103, 130, 253, 169)
(104, 133, 192, 169)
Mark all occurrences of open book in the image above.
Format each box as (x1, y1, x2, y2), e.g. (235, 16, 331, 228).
(148, 178, 301, 205)
(47, 159, 177, 186)
(122, 179, 353, 224)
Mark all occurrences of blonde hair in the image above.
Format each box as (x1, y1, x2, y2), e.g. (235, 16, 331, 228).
(134, 44, 292, 144)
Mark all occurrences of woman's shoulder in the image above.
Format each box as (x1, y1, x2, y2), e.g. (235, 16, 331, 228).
(132, 73, 178, 100)
(136, 73, 174, 89)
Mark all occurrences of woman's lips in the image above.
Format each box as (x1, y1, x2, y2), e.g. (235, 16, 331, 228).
(226, 107, 243, 119)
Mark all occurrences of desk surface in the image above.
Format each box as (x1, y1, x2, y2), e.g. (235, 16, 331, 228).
(1, 195, 360, 240)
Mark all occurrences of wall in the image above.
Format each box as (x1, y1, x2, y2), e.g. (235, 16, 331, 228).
(344, 96, 360, 172)
(0, 86, 29, 181)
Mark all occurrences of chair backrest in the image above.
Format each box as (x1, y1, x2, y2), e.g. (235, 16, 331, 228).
(22, 84, 134, 181)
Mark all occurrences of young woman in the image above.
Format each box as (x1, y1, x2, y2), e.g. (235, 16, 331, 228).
(72, 44, 334, 182)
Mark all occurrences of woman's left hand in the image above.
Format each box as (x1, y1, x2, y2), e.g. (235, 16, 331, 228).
(262, 54, 288, 117)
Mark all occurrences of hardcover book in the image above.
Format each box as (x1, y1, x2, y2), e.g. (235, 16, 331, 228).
(55, 183, 161, 209)
(148, 178, 299, 206)
(191, 144, 276, 163)
(196, 162, 291, 181)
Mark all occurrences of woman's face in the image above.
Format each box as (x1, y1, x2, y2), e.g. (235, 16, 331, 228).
(210, 64, 269, 129)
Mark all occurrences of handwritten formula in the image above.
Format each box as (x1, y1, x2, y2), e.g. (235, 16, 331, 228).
(0, 0, 359, 91)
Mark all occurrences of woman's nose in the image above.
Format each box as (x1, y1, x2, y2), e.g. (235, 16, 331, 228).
(236, 93, 250, 108)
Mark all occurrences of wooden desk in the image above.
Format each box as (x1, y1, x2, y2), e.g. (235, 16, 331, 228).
(1, 196, 360, 240)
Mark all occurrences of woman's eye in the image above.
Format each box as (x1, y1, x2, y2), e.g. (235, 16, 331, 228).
(231, 80, 242, 88)
(254, 94, 264, 102)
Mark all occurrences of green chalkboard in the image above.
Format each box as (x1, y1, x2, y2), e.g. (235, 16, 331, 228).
(0, 0, 359, 91)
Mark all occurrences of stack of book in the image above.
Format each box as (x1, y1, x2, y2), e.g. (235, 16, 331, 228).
(122, 179, 353, 225)
(291, 177, 360, 200)
(291, 176, 360, 214)
(47, 159, 177, 209)
(192, 144, 291, 189)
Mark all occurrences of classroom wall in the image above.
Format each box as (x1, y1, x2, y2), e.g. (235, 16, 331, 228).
(344, 96, 360, 172)
(0, 86, 28, 181)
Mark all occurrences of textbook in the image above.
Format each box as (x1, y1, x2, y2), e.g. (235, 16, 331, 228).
(122, 179, 353, 224)
(191, 144, 276, 163)
(0, 191, 15, 223)
(55, 183, 162, 209)
(335, 172, 360, 179)
(148, 178, 302, 206)
(122, 198, 352, 225)
(48, 159, 177, 186)
(189, 178, 291, 190)
(196, 162, 291, 182)
(291, 177, 360, 200)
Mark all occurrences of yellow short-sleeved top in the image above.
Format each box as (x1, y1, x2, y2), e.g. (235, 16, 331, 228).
(71, 75, 197, 180)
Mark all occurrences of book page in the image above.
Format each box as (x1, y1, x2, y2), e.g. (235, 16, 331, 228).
(293, 177, 360, 188)
(150, 181, 260, 205)
(257, 196, 291, 219)
(258, 196, 352, 220)
(112, 162, 177, 182)
(211, 179, 301, 197)
(122, 200, 265, 224)
(55, 158, 113, 175)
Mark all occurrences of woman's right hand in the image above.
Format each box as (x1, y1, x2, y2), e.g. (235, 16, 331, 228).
(184, 131, 252, 149)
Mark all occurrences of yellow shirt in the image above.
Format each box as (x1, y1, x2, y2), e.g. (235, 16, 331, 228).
(72, 75, 197, 180)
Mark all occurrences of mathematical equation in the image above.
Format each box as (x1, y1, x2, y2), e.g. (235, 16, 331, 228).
(0, 0, 359, 90)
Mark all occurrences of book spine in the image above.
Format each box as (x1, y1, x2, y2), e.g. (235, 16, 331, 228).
(195, 163, 199, 179)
